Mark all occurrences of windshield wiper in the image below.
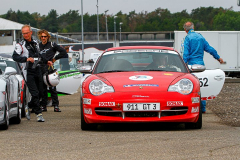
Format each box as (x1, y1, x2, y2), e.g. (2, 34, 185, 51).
(98, 70, 128, 73)
(140, 69, 165, 71)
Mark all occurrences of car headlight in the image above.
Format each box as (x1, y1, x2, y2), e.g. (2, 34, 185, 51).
(168, 79, 193, 95)
(89, 79, 114, 96)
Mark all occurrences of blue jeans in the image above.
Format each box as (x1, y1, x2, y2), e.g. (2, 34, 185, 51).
(201, 100, 206, 112)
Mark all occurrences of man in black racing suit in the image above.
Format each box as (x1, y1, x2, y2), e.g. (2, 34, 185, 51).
(12, 25, 52, 122)
(37, 29, 67, 112)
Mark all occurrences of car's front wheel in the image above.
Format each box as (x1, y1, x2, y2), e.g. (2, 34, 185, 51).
(81, 101, 97, 130)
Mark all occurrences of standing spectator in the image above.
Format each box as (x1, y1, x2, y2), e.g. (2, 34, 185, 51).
(12, 25, 51, 122)
(183, 21, 224, 113)
(59, 46, 70, 71)
(38, 29, 67, 112)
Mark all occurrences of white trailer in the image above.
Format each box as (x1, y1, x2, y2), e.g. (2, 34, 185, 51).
(174, 31, 240, 77)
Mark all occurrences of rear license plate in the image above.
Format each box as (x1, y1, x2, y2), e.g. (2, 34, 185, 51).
(123, 103, 160, 111)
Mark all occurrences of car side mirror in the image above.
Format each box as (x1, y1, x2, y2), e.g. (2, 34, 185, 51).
(79, 65, 92, 74)
(188, 64, 206, 72)
(4, 67, 17, 76)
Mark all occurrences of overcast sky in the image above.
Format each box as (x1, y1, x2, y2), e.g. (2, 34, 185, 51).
(0, 0, 239, 16)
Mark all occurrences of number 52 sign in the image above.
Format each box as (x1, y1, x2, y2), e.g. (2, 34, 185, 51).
(198, 77, 209, 87)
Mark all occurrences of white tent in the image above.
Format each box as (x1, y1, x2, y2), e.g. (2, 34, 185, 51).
(0, 17, 80, 43)
(0, 17, 23, 30)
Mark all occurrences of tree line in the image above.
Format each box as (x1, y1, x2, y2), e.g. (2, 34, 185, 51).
(1, 7, 240, 33)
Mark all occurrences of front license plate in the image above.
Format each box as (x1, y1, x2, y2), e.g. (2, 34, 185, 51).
(123, 103, 160, 111)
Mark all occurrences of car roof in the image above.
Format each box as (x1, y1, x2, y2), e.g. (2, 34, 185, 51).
(106, 46, 175, 52)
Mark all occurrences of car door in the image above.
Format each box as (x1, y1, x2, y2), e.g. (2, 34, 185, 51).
(193, 69, 225, 100)
(57, 70, 83, 95)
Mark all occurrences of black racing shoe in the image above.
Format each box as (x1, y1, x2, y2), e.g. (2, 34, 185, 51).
(41, 106, 47, 112)
(54, 106, 61, 112)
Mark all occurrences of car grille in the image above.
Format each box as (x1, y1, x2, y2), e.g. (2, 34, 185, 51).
(95, 107, 188, 118)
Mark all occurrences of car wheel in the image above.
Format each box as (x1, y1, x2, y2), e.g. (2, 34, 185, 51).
(185, 102, 202, 130)
(0, 89, 9, 130)
(81, 101, 97, 130)
(11, 86, 22, 124)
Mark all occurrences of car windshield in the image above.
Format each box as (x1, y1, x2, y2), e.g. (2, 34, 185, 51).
(54, 52, 79, 71)
(0, 59, 21, 74)
(0, 61, 7, 73)
(93, 49, 188, 74)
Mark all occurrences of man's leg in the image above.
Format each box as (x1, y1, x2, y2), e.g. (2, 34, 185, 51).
(50, 87, 61, 112)
(26, 74, 44, 122)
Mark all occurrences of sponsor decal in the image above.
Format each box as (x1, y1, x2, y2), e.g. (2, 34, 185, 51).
(124, 84, 158, 87)
(191, 107, 199, 113)
(164, 73, 173, 76)
(129, 75, 153, 81)
(83, 98, 91, 104)
(99, 102, 115, 106)
(201, 95, 216, 101)
(59, 72, 81, 79)
(167, 101, 183, 106)
(132, 95, 149, 98)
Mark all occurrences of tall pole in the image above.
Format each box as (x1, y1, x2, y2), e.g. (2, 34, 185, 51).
(105, 10, 109, 41)
(114, 16, 117, 47)
(119, 22, 123, 42)
(56, 32, 59, 44)
(97, 0, 99, 42)
(81, 0, 84, 65)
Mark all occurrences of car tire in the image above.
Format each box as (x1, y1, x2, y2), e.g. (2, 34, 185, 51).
(185, 100, 202, 130)
(0, 88, 9, 130)
(11, 86, 22, 124)
(81, 101, 97, 130)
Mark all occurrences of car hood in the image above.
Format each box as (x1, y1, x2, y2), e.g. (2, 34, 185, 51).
(97, 72, 186, 92)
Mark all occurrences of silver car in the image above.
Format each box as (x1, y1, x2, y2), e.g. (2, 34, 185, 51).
(0, 63, 22, 130)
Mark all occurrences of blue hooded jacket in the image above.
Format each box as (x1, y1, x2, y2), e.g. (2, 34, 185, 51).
(183, 29, 220, 65)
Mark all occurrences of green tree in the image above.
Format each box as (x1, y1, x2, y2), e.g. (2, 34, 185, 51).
(40, 9, 59, 32)
(213, 10, 240, 30)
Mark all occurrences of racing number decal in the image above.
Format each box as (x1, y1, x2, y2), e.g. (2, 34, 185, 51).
(199, 77, 209, 87)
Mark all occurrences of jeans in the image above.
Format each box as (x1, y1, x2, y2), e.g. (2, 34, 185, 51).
(201, 100, 206, 112)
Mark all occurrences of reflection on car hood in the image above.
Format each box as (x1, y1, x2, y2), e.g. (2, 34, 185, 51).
(97, 71, 186, 92)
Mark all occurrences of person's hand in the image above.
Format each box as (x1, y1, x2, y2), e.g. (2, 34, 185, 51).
(47, 61, 53, 66)
(218, 58, 224, 64)
(27, 57, 34, 63)
(52, 58, 56, 63)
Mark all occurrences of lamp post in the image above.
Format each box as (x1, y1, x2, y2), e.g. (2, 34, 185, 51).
(81, 0, 84, 64)
(114, 16, 117, 47)
(96, 0, 99, 42)
(119, 22, 123, 41)
(105, 10, 109, 41)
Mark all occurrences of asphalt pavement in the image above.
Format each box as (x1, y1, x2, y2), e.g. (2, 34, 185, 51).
(0, 90, 240, 160)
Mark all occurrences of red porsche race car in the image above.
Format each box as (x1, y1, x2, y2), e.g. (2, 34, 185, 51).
(79, 46, 225, 130)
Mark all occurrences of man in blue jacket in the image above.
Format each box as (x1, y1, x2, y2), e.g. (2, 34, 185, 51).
(183, 21, 224, 113)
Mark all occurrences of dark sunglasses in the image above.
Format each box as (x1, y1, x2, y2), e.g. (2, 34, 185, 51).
(41, 36, 48, 38)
